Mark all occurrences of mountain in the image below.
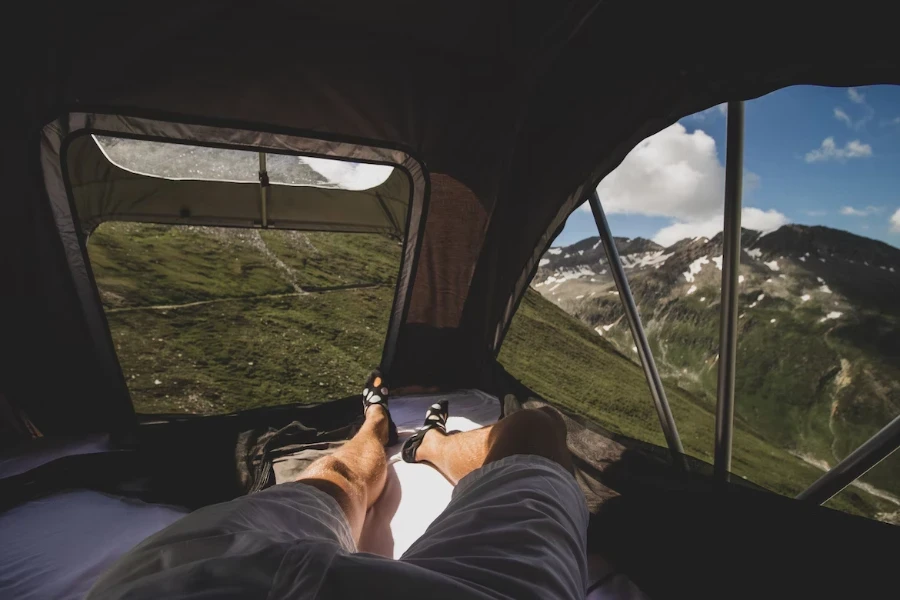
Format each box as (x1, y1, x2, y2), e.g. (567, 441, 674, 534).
(532, 224, 900, 509)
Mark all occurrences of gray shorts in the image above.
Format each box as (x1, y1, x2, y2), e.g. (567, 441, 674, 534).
(87, 455, 589, 600)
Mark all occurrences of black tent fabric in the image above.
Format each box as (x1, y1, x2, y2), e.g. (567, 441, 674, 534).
(6, 1, 900, 436)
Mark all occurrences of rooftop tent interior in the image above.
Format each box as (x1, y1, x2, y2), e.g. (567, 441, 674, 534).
(4, 1, 900, 598)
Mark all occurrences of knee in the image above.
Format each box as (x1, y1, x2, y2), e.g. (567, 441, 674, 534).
(512, 406, 568, 445)
(488, 407, 572, 471)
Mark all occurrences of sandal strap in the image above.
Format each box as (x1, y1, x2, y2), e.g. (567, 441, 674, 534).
(401, 400, 448, 463)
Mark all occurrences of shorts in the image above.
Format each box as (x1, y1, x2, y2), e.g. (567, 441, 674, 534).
(87, 455, 590, 600)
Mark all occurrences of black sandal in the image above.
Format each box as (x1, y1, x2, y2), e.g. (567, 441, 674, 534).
(401, 400, 449, 463)
(362, 370, 398, 446)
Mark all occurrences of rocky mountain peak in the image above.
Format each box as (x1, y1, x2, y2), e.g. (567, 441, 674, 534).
(751, 225, 900, 268)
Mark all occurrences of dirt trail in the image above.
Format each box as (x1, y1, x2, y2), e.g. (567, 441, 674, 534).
(106, 284, 383, 313)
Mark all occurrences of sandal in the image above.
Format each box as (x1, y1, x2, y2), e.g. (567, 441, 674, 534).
(401, 400, 449, 463)
(362, 370, 398, 446)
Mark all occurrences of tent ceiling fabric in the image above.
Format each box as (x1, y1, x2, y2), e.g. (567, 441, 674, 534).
(5, 0, 900, 432)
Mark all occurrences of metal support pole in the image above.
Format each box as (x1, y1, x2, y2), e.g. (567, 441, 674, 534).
(258, 152, 269, 228)
(797, 413, 900, 504)
(588, 192, 687, 467)
(714, 101, 745, 481)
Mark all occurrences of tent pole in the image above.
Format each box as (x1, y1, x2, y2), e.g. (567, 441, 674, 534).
(797, 413, 900, 504)
(714, 101, 744, 481)
(258, 152, 269, 228)
(588, 192, 687, 468)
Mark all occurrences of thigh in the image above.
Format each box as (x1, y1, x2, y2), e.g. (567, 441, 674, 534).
(87, 482, 355, 600)
(400, 455, 589, 600)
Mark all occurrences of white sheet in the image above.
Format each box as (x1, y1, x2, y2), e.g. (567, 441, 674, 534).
(0, 490, 188, 600)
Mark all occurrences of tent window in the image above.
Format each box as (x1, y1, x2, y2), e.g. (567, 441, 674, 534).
(94, 136, 393, 190)
(87, 223, 401, 414)
(502, 85, 900, 525)
(267, 154, 393, 190)
(95, 136, 258, 182)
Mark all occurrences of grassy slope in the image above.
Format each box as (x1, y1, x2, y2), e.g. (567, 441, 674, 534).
(499, 290, 895, 518)
(90, 224, 400, 413)
(89, 223, 893, 519)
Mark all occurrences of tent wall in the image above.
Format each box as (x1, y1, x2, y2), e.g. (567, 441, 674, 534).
(5, 0, 900, 433)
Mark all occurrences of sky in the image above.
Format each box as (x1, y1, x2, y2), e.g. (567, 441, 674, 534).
(555, 85, 900, 248)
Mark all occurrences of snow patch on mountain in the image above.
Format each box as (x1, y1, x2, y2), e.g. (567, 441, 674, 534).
(621, 251, 674, 269)
(538, 266, 596, 286)
(683, 256, 710, 282)
(764, 260, 780, 271)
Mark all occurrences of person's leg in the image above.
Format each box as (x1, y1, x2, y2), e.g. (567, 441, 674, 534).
(414, 406, 572, 484)
(295, 404, 389, 543)
(401, 407, 588, 600)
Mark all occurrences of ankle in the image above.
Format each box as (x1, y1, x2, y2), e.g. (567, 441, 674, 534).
(415, 427, 444, 462)
(365, 404, 390, 444)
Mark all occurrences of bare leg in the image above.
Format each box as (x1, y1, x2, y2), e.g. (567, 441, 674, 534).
(415, 407, 572, 485)
(295, 405, 389, 543)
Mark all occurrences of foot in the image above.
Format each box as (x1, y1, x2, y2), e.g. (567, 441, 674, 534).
(401, 400, 449, 463)
(362, 370, 398, 446)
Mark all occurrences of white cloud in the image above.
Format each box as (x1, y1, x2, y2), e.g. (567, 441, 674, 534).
(891, 208, 900, 233)
(688, 104, 728, 121)
(834, 88, 875, 130)
(299, 157, 393, 190)
(652, 207, 789, 247)
(881, 116, 900, 127)
(587, 123, 784, 247)
(588, 123, 738, 220)
(833, 107, 852, 127)
(840, 205, 881, 217)
(743, 207, 791, 232)
(804, 137, 873, 163)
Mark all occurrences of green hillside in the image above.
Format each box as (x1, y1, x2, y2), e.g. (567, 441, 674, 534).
(581, 276, 900, 502)
(87, 222, 895, 520)
(537, 229, 900, 514)
(89, 223, 400, 413)
(499, 290, 895, 519)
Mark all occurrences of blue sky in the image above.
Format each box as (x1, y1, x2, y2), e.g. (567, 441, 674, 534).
(556, 85, 900, 248)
